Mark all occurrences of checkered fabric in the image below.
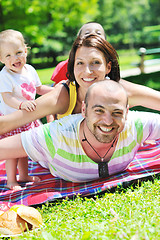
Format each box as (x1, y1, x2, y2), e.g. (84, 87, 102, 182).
(0, 113, 40, 139)
(0, 140, 160, 210)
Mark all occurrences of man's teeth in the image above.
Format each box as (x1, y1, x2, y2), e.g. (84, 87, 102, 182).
(99, 127, 112, 132)
(83, 78, 94, 82)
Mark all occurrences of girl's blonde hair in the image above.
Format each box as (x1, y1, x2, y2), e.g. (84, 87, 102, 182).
(0, 29, 27, 55)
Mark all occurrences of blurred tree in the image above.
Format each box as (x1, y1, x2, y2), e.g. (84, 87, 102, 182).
(0, 0, 159, 66)
(0, 0, 99, 66)
(95, 0, 160, 48)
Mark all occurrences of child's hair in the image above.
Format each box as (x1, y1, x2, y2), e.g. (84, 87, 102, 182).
(0, 29, 26, 56)
(77, 22, 106, 39)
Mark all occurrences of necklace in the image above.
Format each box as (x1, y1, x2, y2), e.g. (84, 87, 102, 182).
(82, 130, 117, 162)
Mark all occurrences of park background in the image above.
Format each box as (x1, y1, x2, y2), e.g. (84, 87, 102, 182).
(0, 0, 160, 70)
(0, 1, 160, 239)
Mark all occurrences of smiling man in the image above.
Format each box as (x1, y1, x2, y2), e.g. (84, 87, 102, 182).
(0, 80, 160, 182)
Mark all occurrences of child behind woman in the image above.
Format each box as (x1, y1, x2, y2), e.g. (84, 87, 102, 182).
(0, 29, 52, 190)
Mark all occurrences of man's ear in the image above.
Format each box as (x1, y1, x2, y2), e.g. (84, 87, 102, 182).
(125, 105, 129, 120)
(0, 56, 4, 64)
(81, 101, 86, 118)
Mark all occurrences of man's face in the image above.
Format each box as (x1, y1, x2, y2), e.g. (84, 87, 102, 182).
(82, 86, 128, 143)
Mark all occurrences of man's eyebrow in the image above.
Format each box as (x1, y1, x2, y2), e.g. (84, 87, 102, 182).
(92, 104, 105, 109)
(114, 108, 123, 111)
(92, 105, 124, 112)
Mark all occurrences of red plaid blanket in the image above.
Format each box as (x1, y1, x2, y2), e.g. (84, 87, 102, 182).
(0, 141, 160, 210)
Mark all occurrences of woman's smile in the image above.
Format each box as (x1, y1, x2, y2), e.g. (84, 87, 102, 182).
(74, 46, 110, 88)
(82, 77, 96, 82)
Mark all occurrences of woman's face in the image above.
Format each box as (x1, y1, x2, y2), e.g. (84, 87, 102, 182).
(74, 46, 111, 89)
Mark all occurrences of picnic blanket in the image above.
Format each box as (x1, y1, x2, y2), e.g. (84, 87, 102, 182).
(0, 140, 160, 210)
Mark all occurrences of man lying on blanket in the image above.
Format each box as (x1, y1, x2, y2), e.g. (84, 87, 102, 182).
(0, 80, 160, 182)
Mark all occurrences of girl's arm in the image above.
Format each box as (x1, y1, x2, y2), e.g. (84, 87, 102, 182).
(1, 92, 37, 111)
(0, 83, 69, 134)
(36, 85, 53, 95)
(120, 79, 160, 110)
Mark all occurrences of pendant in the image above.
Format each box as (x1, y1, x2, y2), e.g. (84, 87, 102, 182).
(98, 162, 109, 178)
(101, 158, 104, 162)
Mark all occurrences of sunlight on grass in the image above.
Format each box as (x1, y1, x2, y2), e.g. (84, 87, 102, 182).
(118, 48, 140, 70)
(37, 67, 55, 85)
(16, 177, 160, 240)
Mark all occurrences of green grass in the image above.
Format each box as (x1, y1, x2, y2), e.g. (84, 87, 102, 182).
(118, 49, 160, 71)
(124, 71, 160, 114)
(118, 49, 140, 70)
(11, 176, 160, 240)
(124, 71, 160, 90)
(36, 67, 55, 85)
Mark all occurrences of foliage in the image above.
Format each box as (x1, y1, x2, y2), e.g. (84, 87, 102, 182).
(95, 0, 160, 48)
(0, 0, 160, 67)
(10, 176, 160, 239)
(0, 0, 99, 66)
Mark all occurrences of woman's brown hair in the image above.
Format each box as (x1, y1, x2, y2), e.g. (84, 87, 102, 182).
(67, 34, 120, 86)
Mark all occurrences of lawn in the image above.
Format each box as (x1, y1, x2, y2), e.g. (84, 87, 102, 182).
(118, 48, 140, 70)
(124, 71, 160, 89)
(11, 176, 160, 239)
(37, 67, 55, 85)
(124, 71, 160, 114)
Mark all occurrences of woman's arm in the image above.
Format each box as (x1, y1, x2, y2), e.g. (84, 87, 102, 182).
(0, 83, 69, 134)
(120, 79, 160, 110)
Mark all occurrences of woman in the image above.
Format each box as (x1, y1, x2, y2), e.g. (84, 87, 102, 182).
(51, 22, 106, 84)
(0, 34, 160, 134)
(57, 34, 119, 119)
